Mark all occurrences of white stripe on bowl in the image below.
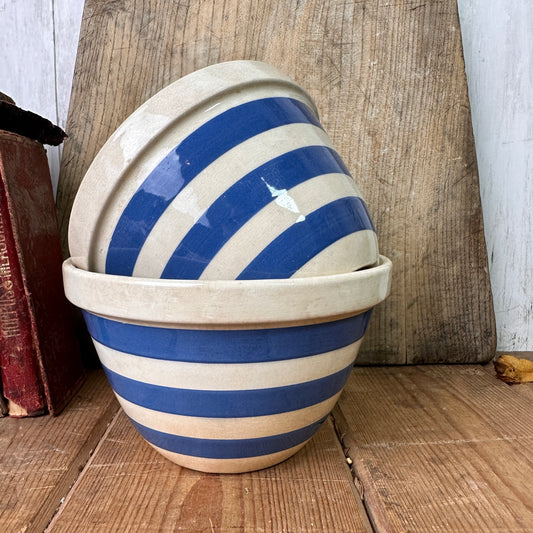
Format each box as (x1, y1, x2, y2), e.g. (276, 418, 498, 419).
(200, 172, 364, 280)
(116, 391, 341, 440)
(291, 229, 379, 277)
(131, 123, 333, 278)
(94, 338, 361, 391)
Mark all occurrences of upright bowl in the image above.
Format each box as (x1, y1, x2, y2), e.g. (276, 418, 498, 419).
(63, 256, 391, 473)
(68, 60, 379, 280)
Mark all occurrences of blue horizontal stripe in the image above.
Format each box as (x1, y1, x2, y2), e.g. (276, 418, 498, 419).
(161, 145, 350, 279)
(105, 97, 321, 276)
(131, 415, 327, 459)
(103, 363, 354, 417)
(238, 197, 375, 280)
(84, 311, 371, 363)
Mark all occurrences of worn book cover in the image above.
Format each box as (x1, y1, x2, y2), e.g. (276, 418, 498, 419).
(0, 129, 84, 416)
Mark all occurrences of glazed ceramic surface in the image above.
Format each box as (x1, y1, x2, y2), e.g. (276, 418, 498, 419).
(69, 61, 378, 280)
(63, 256, 391, 473)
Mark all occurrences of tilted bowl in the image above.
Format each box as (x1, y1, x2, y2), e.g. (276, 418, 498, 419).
(68, 60, 379, 280)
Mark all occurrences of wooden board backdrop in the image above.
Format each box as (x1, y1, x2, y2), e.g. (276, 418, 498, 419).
(56, 0, 496, 364)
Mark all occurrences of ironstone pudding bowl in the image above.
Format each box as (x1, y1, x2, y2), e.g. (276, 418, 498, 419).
(68, 60, 379, 280)
(62, 256, 392, 473)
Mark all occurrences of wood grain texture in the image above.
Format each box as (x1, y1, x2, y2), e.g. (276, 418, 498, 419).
(47, 414, 371, 532)
(333, 365, 533, 532)
(0, 371, 119, 533)
(56, 0, 495, 364)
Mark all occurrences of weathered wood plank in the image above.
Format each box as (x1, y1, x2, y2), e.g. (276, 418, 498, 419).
(459, 0, 533, 352)
(56, 0, 495, 365)
(52, 0, 85, 132)
(50, 0, 85, 193)
(47, 414, 371, 532)
(0, 371, 119, 533)
(333, 365, 533, 532)
(347, 0, 496, 364)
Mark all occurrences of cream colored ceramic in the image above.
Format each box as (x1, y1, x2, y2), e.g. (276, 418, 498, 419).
(68, 60, 379, 280)
(63, 256, 391, 473)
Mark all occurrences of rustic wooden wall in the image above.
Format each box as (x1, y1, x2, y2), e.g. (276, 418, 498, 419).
(53, 0, 495, 364)
(0, 0, 531, 355)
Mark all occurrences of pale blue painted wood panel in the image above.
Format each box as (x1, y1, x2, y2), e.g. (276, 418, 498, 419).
(0, 0, 83, 193)
(458, 0, 533, 351)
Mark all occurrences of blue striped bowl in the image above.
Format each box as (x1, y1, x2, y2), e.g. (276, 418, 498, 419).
(63, 256, 391, 473)
(69, 61, 379, 280)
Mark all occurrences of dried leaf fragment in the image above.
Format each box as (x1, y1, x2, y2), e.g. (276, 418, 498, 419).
(494, 355, 533, 384)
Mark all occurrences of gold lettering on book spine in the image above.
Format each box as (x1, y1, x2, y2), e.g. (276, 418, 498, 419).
(0, 216, 20, 338)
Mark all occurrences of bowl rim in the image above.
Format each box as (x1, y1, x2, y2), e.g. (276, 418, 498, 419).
(63, 255, 392, 328)
(68, 60, 318, 271)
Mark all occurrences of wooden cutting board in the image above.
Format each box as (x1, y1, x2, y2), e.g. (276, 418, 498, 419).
(56, 0, 496, 364)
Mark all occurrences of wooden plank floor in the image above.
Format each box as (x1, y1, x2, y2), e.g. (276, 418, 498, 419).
(2, 361, 532, 532)
(333, 364, 533, 532)
(45, 413, 369, 533)
(0, 371, 119, 533)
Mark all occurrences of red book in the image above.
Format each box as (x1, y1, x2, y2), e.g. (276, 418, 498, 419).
(0, 129, 84, 416)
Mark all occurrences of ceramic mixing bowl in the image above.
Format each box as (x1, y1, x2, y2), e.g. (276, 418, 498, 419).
(63, 256, 391, 473)
(68, 60, 378, 280)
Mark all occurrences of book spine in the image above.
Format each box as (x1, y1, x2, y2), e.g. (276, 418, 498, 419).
(0, 174, 45, 417)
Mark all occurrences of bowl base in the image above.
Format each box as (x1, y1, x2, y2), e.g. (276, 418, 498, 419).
(148, 440, 309, 474)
